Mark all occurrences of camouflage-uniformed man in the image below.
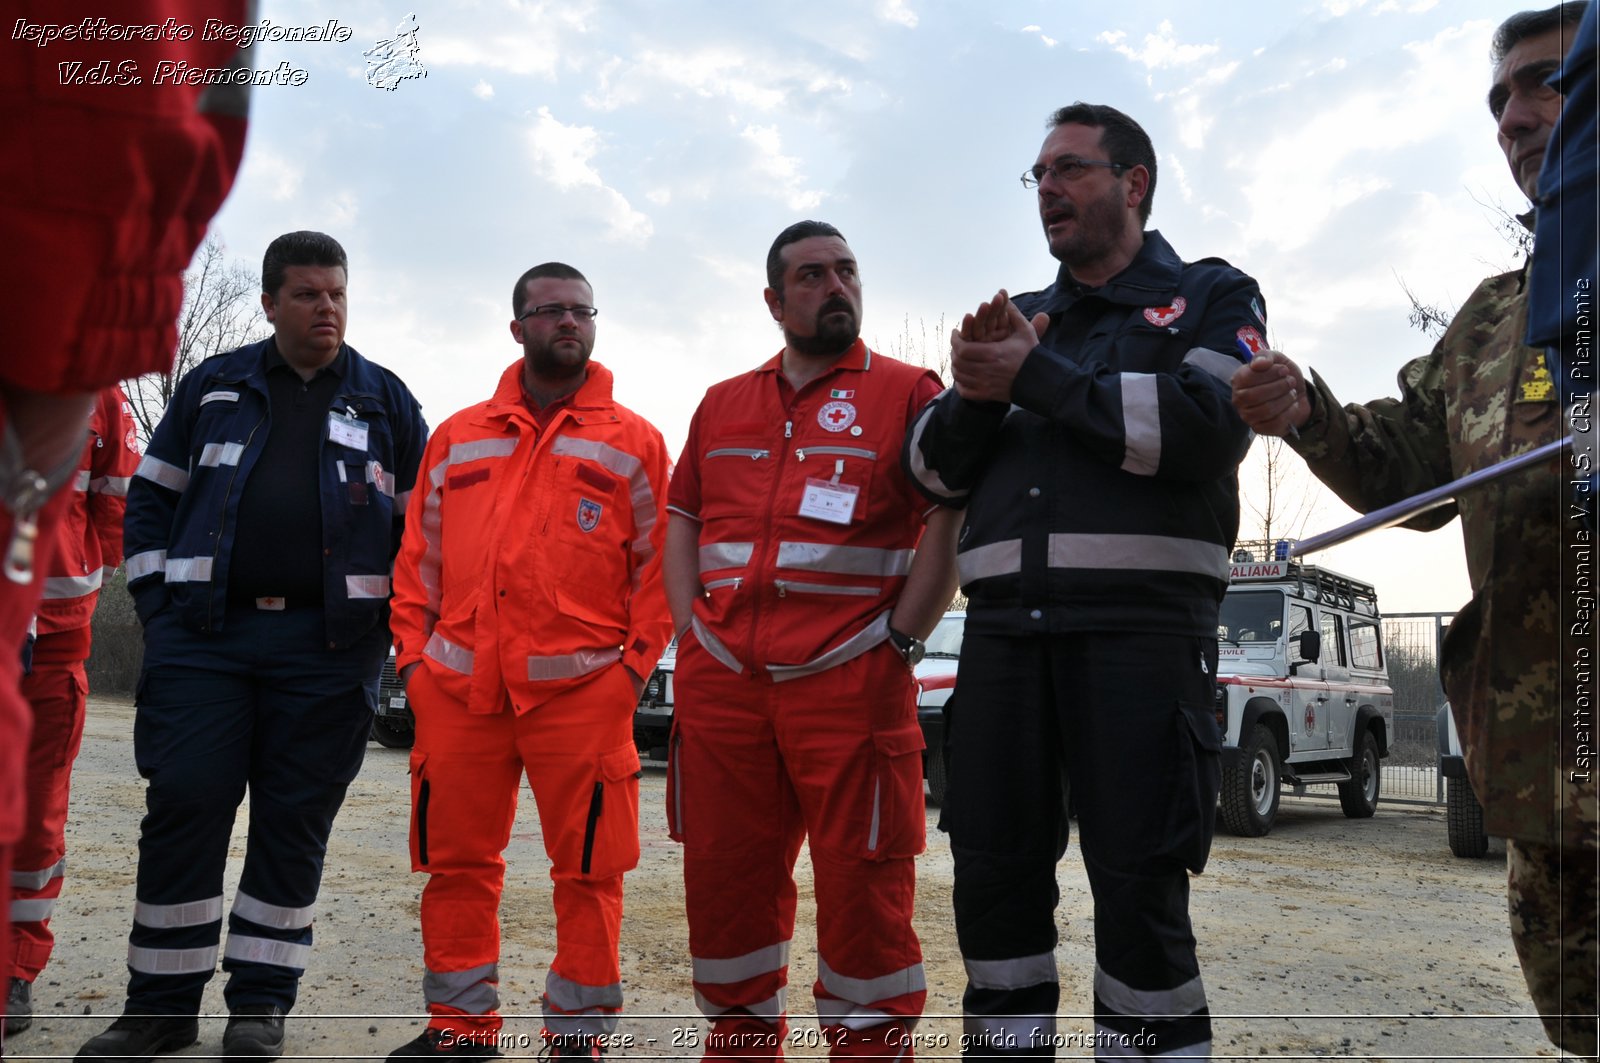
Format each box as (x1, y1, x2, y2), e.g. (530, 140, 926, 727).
(1231, 4, 1596, 1055)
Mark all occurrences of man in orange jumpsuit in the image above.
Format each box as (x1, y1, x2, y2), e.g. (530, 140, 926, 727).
(0, 3, 248, 1043)
(388, 262, 672, 1059)
(4, 386, 139, 1037)
(664, 221, 960, 1060)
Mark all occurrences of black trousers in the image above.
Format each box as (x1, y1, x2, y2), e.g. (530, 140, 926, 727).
(943, 631, 1220, 1059)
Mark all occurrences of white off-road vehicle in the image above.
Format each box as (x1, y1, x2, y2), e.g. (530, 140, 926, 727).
(1214, 557, 1395, 836)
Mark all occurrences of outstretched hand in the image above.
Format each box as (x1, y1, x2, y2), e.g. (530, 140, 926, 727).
(1231, 350, 1311, 437)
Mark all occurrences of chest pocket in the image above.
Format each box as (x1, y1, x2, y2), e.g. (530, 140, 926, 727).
(699, 440, 776, 523)
(788, 444, 878, 526)
(553, 456, 631, 559)
(1106, 318, 1194, 375)
(191, 384, 253, 464)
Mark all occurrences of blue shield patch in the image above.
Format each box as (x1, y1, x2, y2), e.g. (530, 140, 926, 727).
(577, 497, 603, 533)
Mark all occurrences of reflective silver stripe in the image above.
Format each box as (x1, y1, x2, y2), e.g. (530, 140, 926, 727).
(691, 616, 744, 674)
(424, 962, 500, 1014)
(527, 648, 621, 681)
(767, 611, 890, 683)
(775, 581, 880, 597)
(136, 454, 190, 493)
(776, 542, 914, 577)
(231, 890, 315, 930)
(693, 987, 786, 1022)
(1047, 534, 1229, 579)
(703, 577, 741, 591)
(424, 632, 474, 676)
(449, 438, 519, 465)
(1120, 372, 1161, 476)
(96, 475, 131, 497)
(11, 858, 65, 891)
(200, 390, 241, 406)
(128, 944, 218, 975)
(551, 435, 660, 576)
(1182, 346, 1244, 385)
(135, 896, 224, 928)
(667, 504, 702, 522)
(904, 392, 967, 501)
(419, 460, 448, 617)
(965, 952, 1057, 991)
(223, 934, 312, 970)
(198, 442, 245, 468)
(75, 469, 92, 491)
(544, 971, 623, 1034)
(367, 461, 396, 498)
(1093, 965, 1208, 1020)
(699, 542, 755, 572)
(868, 777, 880, 850)
(815, 997, 897, 1031)
(41, 571, 103, 599)
(1096, 1023, 1210, 1058)
(394, 488, 413, 515)
(956, 539, 1023, 584)
(693, 941, 791, 985)
(818, 957, 926, 1005)
(346, 574, 392, 599)
(10, 897, 54, 922)
(126, 550, 167, 581)
(164, 557, 215, 583)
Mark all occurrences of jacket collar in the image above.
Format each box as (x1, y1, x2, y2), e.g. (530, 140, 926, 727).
(484, 358, 617, 423)
(1034, 230, 1184, 313)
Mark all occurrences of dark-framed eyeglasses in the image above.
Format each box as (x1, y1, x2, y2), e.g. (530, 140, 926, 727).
(1021, 156, 1127, 188)
(519, 304, 599, 321)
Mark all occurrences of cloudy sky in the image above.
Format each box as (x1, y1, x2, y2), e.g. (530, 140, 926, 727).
(195, 0, 1542, 614)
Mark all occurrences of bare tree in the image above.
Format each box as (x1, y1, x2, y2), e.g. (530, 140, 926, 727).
(879, 314, 950, 381)
(1397, 191, 1533, 341)
(126, 234, 267, 442)
(1238, 432, 1318, 558)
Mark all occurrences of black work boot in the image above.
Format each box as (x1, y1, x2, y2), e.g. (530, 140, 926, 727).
(223, 1003, 287, 1059)
(3, 977, 31, 1035)
(388, 1027, 504, 1058)
(75, 1013, 199, 1061)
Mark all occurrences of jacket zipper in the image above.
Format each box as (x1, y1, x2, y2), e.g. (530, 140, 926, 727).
(747, 419, 793, 663)
(207, 396, 267, 631)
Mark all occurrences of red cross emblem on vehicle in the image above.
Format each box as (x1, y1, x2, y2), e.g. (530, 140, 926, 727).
(818, 400, 857, 433)
(1305, 702, 1316, 733)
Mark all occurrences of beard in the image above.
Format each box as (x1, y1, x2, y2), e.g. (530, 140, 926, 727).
(523, 333, 591, 380)
(785, 299, 859, 359)
(1044, 183, 1129, 269)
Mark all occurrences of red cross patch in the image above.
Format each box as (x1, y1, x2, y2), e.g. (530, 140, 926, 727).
(1143, 297, 1187, 328)
(818, 401, 857, 433)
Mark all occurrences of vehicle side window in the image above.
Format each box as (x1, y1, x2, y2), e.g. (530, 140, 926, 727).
(1287, 604, 1314, 641)
(1349, 618, 1383, 670)
(1319, 612, 1347, 666)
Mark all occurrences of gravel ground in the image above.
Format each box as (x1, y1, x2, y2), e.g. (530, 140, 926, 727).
(2, 696, 1563, 1062)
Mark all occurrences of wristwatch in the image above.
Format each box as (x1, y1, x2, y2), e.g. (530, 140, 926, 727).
(887, 626, 926, 666)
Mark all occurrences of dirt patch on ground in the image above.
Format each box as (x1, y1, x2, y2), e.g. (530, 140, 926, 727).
(5, 697, 1557, 1060)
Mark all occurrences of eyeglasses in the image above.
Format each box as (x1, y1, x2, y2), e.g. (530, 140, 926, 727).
(1021, 156, 1127, 188)
(519, 304, 599, 321)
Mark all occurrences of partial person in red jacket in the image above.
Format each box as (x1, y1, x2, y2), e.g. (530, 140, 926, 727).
(0, 2, 249, 1047)
(388, 263, 673, 1059)
(4, 387, 140, 1038)
(664, 221, 960, 1060)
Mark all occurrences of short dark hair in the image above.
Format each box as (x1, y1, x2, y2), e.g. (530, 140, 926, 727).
(766, 220, 845, 295)
(262, 231, 347, 296)
(512, 262, 590, 317)
(1492, 2, 1587, 63)
(1046, 103, 1158, 225)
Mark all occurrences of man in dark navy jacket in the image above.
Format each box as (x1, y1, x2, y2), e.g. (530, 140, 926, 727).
(78, 231, 427, 1063)
(904, 103, 1262, 1060)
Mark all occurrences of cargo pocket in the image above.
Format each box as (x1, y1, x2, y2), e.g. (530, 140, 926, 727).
(580, 742, 642, 878)
(865, 724, 927, 860)
(1168, 700, 1223, 873)
(409, 751, 431, 870)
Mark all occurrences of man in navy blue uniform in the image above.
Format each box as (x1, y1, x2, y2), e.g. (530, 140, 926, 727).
(905, 104, 1263, 1059)
(78, 231, 427, 1063)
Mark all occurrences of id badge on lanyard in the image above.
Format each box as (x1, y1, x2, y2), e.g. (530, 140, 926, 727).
(798, 459, 858, 525)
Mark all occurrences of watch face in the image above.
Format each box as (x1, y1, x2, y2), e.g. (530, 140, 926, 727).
(906, 641, 926, 666)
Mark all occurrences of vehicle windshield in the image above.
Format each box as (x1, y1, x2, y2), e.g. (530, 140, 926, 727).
(1218, 590, 1284, 644)
(925, 614, 964, 658)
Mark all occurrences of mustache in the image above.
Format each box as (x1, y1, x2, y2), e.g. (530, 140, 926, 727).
(820, 297, 856, 316)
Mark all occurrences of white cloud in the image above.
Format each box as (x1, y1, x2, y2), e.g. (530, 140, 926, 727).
(1097, 20, 1220, 68)
(247, 149, 303, 202)
(1022, 24, 1058, 48)
(526, 107, 653, 244)
(583, 47, 848, 114)
(740, 124, 825, 211)
(879, 0, 918, 29)
(471, 79, 494, 100)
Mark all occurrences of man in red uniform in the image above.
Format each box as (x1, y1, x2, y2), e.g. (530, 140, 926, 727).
(388, 263, 673, 1059)
(4, 387, 139, 1037)
(664, 221, 960, 1059)
(0, 2, 249, 1039)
